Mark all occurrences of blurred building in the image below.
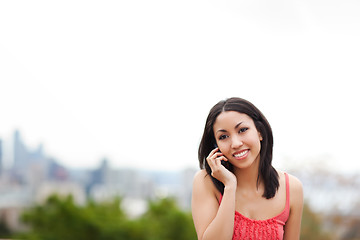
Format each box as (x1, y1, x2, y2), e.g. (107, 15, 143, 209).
(0, 139, 3, 176)
(35, 181, 86, 205)
(12, 130, 68, 185)
(0, 185, 32, 232)
(88, 159, 156, 202)
(178, 167, 197, 209)
(0, 130, 72, 232)
(13, 130, 27, 172)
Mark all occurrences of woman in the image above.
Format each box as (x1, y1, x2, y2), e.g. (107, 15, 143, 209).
(192, 97, 303, 240)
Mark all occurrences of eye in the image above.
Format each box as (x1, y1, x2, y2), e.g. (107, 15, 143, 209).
(219, 134, 228, 140)
(239, 127, 249, 133)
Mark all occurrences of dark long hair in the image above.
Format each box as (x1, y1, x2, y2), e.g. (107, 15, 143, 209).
(198, 97, 279, 199)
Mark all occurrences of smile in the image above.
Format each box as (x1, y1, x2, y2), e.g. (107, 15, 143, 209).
(233, 150, 249, 159)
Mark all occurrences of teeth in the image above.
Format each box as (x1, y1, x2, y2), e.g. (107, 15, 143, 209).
(234, 150, 248, 158)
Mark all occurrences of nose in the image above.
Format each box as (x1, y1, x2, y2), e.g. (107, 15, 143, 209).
(231, 136, 243, 149)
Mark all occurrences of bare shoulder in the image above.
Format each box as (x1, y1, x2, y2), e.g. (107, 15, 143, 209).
(276, 170, 303, 205)
(193, 169, 208, 180)
(192, 169, 220, 202)
(282, 172, 304, 238)
(287, 173, 304, 207)
(287, 173, 303, 193)
(192, 169, 216, 192)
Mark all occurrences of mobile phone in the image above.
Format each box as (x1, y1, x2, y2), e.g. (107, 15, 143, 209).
(213, 143, 231, 169)
(213, 143, 221, 153)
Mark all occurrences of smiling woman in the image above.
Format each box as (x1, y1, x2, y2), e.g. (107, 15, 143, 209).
(191, 97, 304, 240)
(213, 111, 263, 172)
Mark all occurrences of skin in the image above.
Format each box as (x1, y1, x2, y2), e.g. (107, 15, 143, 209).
(192, 111, 303, 240)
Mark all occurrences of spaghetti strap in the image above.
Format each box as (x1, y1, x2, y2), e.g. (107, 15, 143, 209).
(284, 172, 290, 213)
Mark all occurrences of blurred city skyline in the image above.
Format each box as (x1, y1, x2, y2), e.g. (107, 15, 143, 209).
(0, 127, 359, 238)
(1, 0, 360, 173)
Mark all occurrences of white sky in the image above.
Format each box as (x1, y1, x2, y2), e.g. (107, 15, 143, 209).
(0, 0, 359, 173)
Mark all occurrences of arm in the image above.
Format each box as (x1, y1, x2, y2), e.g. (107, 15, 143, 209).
(191, 170, 236, 240)
(283, 174, 304, 240)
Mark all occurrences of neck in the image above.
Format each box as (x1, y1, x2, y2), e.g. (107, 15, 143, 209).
(233, 159, 262, 191)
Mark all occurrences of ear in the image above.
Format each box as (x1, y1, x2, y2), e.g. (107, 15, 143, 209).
(258, 132, 263, 141)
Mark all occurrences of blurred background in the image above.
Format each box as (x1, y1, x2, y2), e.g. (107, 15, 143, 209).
(0, 0, 359, 239)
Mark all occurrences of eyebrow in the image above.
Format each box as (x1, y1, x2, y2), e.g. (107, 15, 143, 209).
(216, 121, 243, 134)
(235, 121, 243, 129)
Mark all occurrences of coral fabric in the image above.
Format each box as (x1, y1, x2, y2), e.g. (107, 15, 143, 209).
(219, 173, 290, 240)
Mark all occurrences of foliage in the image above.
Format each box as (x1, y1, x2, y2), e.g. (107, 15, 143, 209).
(300, 203, 333, 240)
(13, 194, 196, 240)
(0, 219, 11, 238)
(18, 195, 129, 240)
(342, 217, 360, 240)
(140, 198, 196, 240)
(3, 195, 345, 240)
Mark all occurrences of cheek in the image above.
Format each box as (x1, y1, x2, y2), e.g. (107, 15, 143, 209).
(247, 134, 262, 151)
(253, 138, 262, 152)
(218, 142, 230, 153)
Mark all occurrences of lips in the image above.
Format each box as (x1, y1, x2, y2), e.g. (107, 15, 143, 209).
(233, 149, 249, 160)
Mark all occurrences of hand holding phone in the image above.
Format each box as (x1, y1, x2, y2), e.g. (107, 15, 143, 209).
(206, 143, 235, 186)
(213, 143, 231, 169)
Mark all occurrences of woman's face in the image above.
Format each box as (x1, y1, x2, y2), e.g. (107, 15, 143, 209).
(213, 111, 262, 169)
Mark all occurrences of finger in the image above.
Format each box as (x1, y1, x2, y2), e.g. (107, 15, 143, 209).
(207, 155, 222, 172)
(214, 157, 228, 168)
(207, 152, 225, 167)
(216, 155, 228, 162)
(209, 151, 224, 160)
(207, 148, 219, 159)
(206, 150, 222, 163)
(211, 159, 226, 177)
(213, 158, 221, 167)
(212, 153, 227, 162)
(206, 155, 216, 169)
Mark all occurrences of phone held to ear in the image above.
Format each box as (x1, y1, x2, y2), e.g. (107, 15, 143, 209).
(214, 143, 221, 153)
(213, 143, 231, 169)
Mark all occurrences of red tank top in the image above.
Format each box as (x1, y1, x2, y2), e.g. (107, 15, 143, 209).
(219, 173, 290, 240)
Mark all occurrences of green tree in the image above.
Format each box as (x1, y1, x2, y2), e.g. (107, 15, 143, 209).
(18, 194, 141, 240)
(140, 197, 196, 240)
(301, 203, 333, 240)
(16, 194, 196, 240)
(0, 218, 12, 238)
